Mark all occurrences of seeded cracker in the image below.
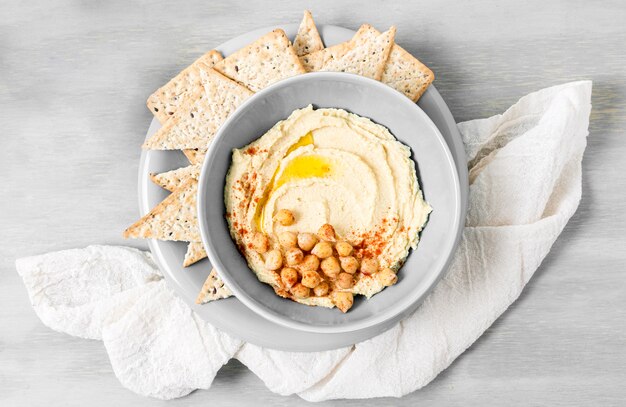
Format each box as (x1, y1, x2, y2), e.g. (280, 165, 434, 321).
(184, 241, 208, 267)
(299, 39, 356, 72)
(320, 26, 396, 81)
(213, 29, 306, 92)
(123, 178, 200, 242)
(195, 269, 233, 304)
(293, 10, 324, 56)
(142, 68, 254, 150)
(183, 148, 207, 165)
(382, 46, 434, 101)
(299, 23, 381, 72)
(150, 164, 201, 192)
(147, 50, 223, 124)
(351, 24, 434, 101)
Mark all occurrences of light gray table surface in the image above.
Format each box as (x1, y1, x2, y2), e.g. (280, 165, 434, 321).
(2, 0, 625, 405)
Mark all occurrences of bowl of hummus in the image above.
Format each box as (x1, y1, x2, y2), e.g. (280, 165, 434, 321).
(198, 72, 462, 333)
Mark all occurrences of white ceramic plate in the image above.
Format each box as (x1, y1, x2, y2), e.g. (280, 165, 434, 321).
(139, 23, 468, 351)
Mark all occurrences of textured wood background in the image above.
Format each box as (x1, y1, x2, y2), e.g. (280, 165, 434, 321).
(2, 0, 625, 405)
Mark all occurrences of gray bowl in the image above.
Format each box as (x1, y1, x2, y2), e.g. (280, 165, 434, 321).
(198, 72, 462, 334)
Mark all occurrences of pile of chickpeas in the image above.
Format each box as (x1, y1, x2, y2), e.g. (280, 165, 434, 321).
(249, 209, 398, 313)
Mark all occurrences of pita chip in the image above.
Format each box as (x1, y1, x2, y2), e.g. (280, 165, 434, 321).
(352, 24, 434, 101)
(380, 45, 435, 101)
(320, 26, 396, 81)
(123, 178, 200, 242)
(142, 68, 253, 150)
(184, 241, 208, 267)
(213, 29, 306, 92)
(150, 164, 201, 192)
(147, 50, 223, 124)
(299, 23, 378, 72)
(183, 148, 207, 165)
(293, 11, 324, 56)
(195, 269, 233, 304)
(300, 39, 355, 72)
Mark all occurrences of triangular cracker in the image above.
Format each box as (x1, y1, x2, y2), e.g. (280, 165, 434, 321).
(350, 24, 379, 46)
(184, 241, 208, 267)
(351, 24, 434, 101)
(123, 178, 200, 241)
(300, 39, 355, 72)
(183, 148, 207, 165)
(213, 29, 306, 92)
(381, 45, 434, 101)
(142, 68, 254, 150)
(150, 164, 201, 192)
(299, 23, 378, 72)
(293, 11, 324, 56)
(147, 50, 223, 124)
(320, 26, 396, 81)
(195, 269, 232, 304)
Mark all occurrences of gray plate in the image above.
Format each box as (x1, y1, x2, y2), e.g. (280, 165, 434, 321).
(139, 24, 469, 351)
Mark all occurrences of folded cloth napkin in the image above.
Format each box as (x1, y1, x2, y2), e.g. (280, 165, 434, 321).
(16, 81, 592, 401)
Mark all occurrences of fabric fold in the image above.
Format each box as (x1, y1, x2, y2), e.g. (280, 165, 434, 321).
(16, 245, 162, 340)
(102, 282, 243, 399)
(15, 81, 591, 401)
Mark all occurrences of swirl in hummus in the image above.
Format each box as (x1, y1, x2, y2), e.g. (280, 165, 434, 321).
(224, 105, 431, 311)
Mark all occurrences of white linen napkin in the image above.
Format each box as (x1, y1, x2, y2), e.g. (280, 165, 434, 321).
(16, 81, 592, 401)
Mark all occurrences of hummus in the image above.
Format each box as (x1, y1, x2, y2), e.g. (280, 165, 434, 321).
(224, 105, 431, 308)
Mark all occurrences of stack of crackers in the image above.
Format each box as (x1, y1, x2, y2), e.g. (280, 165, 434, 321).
(123, 11, 434, 305)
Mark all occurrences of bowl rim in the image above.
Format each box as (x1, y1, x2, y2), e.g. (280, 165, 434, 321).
(198, 71, 462, 333)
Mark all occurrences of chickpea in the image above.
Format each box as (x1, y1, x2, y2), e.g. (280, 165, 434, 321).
(285, 247, 304, 265)
(360, 257, 379, 275)
(336, 272, 355, 289)
(300, 254, 320, 271)
(297, 233, 318, 251)
(274, 209, 295, 226)
(320, 256, 341, 278)
(290, 283, 310, 299)
(335, 241, 353, 257)
(301, 270, 322, 288)
(377, 268, 398, 286)
(333, 291, 354, 313)
(311, 241, 333, 259)
(250, 232, 269, 253)
(280, 267, 299, 289)
(313, 281, 330, 297)
(278, 231, 298, 248)
(264, 249, 283, 271)
(317, 223, 336, 241)
(339, 256, 359, 274)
